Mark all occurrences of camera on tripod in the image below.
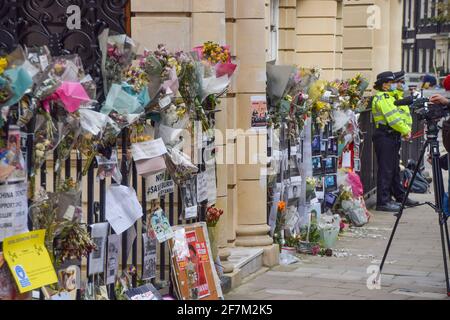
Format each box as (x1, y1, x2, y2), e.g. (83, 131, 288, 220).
(395, 96, 450, 122)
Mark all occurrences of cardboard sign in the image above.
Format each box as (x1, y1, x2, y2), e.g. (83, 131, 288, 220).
(146, 172, 174, 200)
(3, 230, 58, 293)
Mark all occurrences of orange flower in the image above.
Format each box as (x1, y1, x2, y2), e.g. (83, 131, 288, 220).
(277, 201, 286, 212)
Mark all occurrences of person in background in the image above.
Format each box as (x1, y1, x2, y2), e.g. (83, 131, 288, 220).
(372, 71, 418, 212)
(421, 74, 438, 90)
(433, 76, 450, 152)
(391, 71, 413, 131)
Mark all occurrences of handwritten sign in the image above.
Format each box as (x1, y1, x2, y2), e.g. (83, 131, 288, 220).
(146, 172, 174, 200)
(0, 183, 28, 242)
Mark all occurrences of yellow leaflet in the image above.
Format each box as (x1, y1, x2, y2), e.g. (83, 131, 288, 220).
(3, 229, 58, 293)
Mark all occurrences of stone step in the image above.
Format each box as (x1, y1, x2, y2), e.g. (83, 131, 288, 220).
(221, 247, 266, 292)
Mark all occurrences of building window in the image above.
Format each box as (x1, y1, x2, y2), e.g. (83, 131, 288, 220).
(267, 0, 279, 63)
(411, 0, 415, 28)
(403, 49, 408, 72)
(420, 0, 425, 20)
(419, 48, 424, 72)
(425, 49, 430, 73)
(409, 48, 414, 72)
(404, 0, 410, 27)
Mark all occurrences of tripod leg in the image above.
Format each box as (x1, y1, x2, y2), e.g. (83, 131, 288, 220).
(378, 141, 429, 277)
(438, 217, 450, 295)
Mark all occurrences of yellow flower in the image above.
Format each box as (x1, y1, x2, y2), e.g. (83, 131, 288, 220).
(0, 58, 7, 74)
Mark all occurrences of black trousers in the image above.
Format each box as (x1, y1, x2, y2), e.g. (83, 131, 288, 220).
(373, 128, 406, 206)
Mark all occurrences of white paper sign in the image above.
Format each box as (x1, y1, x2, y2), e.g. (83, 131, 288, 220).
(206, 164, 217, 206)
(88, 222, 109, 275)
(342, 151, 352, 168)
(0, 182, 28, 241)
(106, 234, 121, 285)
(105, 185, 143, 235)
(131, 138, 167, 161)
(196, 172, 208, 203)
(185, 206, 198, 219)
(146, 172, 174, 200)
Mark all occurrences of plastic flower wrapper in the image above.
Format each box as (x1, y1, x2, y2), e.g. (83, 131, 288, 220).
(43, 81, 91, 113)
(164, 146, 198, 185)
(0, 47, 34, 108)
(101, 82, 150, 116)
(33, 111, 60, 171)
(34, 55, 85, 101)
(55, 177, 83, 223)
(55, 112, 80, 172)
(25, 45, 52, 73)
(266, 64, 296, 108)
(99, 28, 138, 96)
(77, 109, 119, 175)
(96, 148, 122, 183)
(193, 41, 237, 78)
(140, 45, 182, 105)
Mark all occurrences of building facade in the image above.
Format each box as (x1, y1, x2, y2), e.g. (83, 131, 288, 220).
(402, 0, 450, 76)
(130, 0, 403, 278)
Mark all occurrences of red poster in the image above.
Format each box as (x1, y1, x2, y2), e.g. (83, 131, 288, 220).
(185, 230, 210, 299)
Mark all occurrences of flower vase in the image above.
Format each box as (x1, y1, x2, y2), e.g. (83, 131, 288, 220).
(207, 225, 219, 262)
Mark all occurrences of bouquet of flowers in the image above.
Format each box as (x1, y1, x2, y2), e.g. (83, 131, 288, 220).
(99, 29, 138, 95)
(164, 146, 198, 185)
(337, 74, 369, 111)
(206, 206, 224, 228)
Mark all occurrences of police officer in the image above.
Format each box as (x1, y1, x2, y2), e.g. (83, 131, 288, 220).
(392, 71, 413, 131)
(372, 71, 417, 212)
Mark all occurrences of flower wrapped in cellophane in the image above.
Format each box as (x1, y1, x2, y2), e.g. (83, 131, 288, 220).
(164, 146, 198, 185)
(99, 28, 138, 96)
(77, 109, 120, 176)
(29, 186, 96, 268)
(0, 47, 34, 109)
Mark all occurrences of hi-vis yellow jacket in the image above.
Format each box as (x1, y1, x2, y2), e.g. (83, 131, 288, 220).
(371, 90, 411, 136)
(389, 89, 413, 130)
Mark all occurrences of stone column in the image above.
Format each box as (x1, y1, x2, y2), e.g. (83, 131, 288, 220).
(295, 0, 342, 81)
(342, 0, 375, 83)
(389, 0, 403, 72)
(191, 0, 235, 274)
(232, 0, 278, 267)
(279, 0, 297, 64)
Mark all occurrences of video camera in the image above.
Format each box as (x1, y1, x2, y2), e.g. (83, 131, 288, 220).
(395, 96, 450, 122)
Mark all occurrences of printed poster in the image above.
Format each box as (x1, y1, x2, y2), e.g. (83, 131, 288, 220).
(169, 223, 223, 301)
(150, 208, 174, 243)
(0, 182, 28, 242)
(106, 234, 121, 285)
(3, 230, 58, 293)
(88, 222, 109, 276)
(251, 96, 268, 129)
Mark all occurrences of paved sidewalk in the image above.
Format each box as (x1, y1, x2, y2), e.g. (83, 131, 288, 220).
(225, 191, 450, 300)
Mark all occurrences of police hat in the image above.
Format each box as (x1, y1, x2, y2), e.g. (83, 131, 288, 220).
(375, 71, 395, 86)
(393, 71, 405, 82)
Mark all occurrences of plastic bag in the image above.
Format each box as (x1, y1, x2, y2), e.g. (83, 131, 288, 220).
(96, 149, 122, 183)
(341, 199, 368, 227)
